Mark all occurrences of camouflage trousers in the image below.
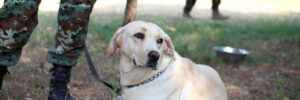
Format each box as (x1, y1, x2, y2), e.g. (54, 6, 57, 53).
(0, 0, 97, 67)
(184, 0, 221, 14)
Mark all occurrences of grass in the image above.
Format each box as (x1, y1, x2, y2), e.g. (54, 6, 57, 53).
(29, 12, 300, 67)
(274, 77, 300, 100)
(81, 13, 300, 66)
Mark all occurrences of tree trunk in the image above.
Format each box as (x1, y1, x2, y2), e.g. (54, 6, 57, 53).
(122, 0, 137, 26)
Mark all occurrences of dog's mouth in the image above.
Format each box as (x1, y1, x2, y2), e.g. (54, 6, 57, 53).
(133, 59, 157, 70)
(133, 59, 137, 66)
(146, 62, 158, 70)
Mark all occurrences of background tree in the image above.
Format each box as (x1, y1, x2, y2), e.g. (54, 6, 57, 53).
(123, 0, 137, 26)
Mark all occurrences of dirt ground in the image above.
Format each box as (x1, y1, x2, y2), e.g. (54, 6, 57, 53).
(1, 42, 299, 100)
(1, 24, 299, 100)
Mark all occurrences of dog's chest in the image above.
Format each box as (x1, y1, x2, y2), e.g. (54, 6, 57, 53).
(122, 85, 176, 100)
(121, 73, 179, 100)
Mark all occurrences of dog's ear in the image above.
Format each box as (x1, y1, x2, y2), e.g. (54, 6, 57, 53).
(163, 34, 176, 61)
(108, 27, 124, 56)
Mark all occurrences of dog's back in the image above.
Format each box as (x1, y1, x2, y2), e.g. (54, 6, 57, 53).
(175, 58, 227, 100)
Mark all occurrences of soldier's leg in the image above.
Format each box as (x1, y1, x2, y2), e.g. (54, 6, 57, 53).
(211, 0, 229, 20)
(183, 0, 196, 18)
(0, 65, 9, 89)
(47, 0, 97, 99)
(212, 0, 220, 11)
(0, 0, 41, 89)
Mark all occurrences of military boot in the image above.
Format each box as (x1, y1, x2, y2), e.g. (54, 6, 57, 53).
(212, 10, 229, 20)
(48, 64, 75, 100)
(183, 12, 193, 18)
(0, 66, 9, 90)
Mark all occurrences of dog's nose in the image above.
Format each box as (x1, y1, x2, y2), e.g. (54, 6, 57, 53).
(148, 51, 160, 62)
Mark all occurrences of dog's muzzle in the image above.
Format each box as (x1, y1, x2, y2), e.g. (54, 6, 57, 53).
(146, 51, 160, 70)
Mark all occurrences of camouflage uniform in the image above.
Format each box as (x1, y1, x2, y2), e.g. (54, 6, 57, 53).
(47, 0, 97, 66)
(0, 0, 41, 66)
(0, 0, 96, 67)
(184, 0, 221, 14)
(0, 0, 97, 99)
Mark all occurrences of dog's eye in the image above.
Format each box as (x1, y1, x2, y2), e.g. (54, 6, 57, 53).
(134, 33, 144, 39)
(157, 38, 163, 44)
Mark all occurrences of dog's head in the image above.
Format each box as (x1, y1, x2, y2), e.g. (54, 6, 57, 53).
(108, 21, 175, 70)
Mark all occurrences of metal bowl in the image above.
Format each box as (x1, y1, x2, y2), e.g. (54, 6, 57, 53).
(213, 46, 249, 64)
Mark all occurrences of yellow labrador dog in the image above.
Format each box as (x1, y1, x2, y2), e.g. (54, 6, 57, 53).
(108, 21, 227, 100)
